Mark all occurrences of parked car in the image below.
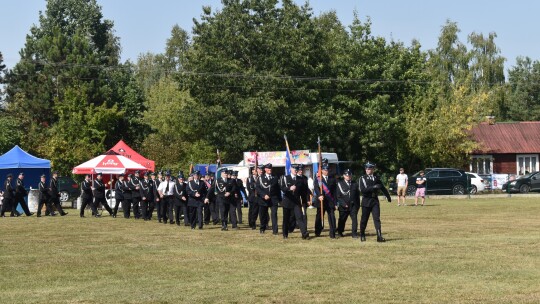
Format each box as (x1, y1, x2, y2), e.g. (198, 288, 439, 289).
(407, 168, 472, 195)
(501, 171, 540, 193)
(58, 176, 79, 204)
(466, 172, 485, 194)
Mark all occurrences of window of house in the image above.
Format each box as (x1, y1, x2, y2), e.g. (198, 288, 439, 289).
(516, 154, 538, 175)
(470, 155, 493, 174)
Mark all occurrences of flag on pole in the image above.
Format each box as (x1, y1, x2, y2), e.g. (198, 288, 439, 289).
(284, 135, 292, 175)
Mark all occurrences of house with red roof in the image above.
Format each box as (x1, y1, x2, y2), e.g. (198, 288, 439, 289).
(469, 119, 540, 175)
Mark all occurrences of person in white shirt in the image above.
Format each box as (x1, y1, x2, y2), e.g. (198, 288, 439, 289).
(157, 171, 176, 224)
(396, 168, 408, 206)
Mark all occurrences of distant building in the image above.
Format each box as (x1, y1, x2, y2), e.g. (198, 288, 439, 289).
(470, 120, 540, 175)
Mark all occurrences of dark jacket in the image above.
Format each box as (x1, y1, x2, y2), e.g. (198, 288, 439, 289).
(4, 178, 14, 199)
(256, 174, 280, 206)
(234, 178, 247, 201)
(211, 177, 236, 203)
(122, 179, 132, 200)
(114, 180, 125, 200)
(81, 180, 93, 199)
(358, 175, 391, 207)
(49, 177, 60, 198)
(139, 178, 153, 201)
(336, 179, 360, 210)
(39, 181, 50, 201)
(93, 179, 106, 199)
(173, 180, 187, 205)
(280, 174, 307, 209)
(15, 178, 28, 197)
(246, 175, 258, 202)
(129, 177, 141, 198)
(152, 178, 161, 202)
(187, 179, 207, 207)
(313, 175, 337, 209)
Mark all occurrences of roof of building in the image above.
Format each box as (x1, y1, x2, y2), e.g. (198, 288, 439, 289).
(471, 121, 540, 154)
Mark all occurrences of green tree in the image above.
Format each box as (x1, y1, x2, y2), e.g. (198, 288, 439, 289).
(141, 76, 214, 170)
(505, 57, 540, 120)
(405, 21, 501, 168)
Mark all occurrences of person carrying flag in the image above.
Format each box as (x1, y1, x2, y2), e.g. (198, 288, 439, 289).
(313, 164, 337, 238)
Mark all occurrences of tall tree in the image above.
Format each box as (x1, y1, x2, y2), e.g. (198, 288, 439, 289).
(5, 0, 124, 172)
(506, 57, 540, 120)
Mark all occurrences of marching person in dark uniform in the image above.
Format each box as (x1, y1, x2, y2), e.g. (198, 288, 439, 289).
(129, 170, 142, 219)
(247, 166, 261, 230)
(204, 172, 219, 225)
(150, 172, 161, 222)
(157, 171, 175, 224)
(256, 163, 280, 235)
(173, 172, 188, 226)
(313, 164, 337, 238)
(1, 173, 15, 217)
(207, 169, 236, 231)
(174, 171, 189, 226)
(280, 164, 309, 239)
(202, 172, 214, 225)
(80, 174, 99, 217)
(187, 171, 208, 230)
(121, 175, 133, 218)
(93, 173, 114, 216)
(336, 169, 360, 238)
(139, 172, 153, 221)
(359, 161, 391, 242)
(296, 165, 311, 230)
(231, 171, 247, 224)
(13, 172, 33, 216)
(113, 174, 125, 218)
(37, 174, 53, 217)
(48, 171, 68, 216)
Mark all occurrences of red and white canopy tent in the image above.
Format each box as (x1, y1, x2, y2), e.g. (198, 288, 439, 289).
(109, 140, 155, 172)
(72, 152, 147, 175)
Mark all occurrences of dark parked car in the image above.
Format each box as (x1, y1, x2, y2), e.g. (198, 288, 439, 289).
(58, 176, 79, 203)
(407, 168, 472, 195)
(502, 171, 540, 193)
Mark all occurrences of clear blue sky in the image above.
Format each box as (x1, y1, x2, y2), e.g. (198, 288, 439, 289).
(2, 0, 539, 75)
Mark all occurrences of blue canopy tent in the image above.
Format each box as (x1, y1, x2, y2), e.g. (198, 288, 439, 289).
(0, 145, 51, 190)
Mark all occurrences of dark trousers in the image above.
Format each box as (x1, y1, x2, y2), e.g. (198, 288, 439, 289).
(283, 205, 307, 238)
(203, 203, 210, 224)
(122, 199, 131, 218)
(131, 197, 141, 219)
(1, 198, 13, 216)
(189, 205, 203, 229)
(258, 204, 269, 232)
(209, 199, 219, 224)
(37, 198, 52, 216)
(248, 199, 259, 228)
(13, 196, 32, 216)
(161, 197, 173, 223)
(235, 199, 243, 223)
(350, 204, 360, 236)
(113, 199, 123, 216)
(270, 203, 279, 234)
(360, 203, 382, 233)
(174, 200, 188, 225)
(314, 207, 337, 238)
(337, 208, 350, 235)
(140, 199, 150, 220)
(80, 196, 97, 216)
(94, 196, 113, 215)
(149, 199, 159, 219)
(48, 197, 66, 215)
(218, 198, 235, 228)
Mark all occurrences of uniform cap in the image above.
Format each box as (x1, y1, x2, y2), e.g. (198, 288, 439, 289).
(40, 174, 46, 178)
(7, 173, 13, 178)
(343, 169, 352, 176)
(364, 161, 376, 169)
(119, 173, 125, 177)
(321, 164, 329, 170)
(96, 172, 102, 177)
(264, 163, 273, 169)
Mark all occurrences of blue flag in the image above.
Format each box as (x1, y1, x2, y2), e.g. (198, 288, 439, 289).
(284, 135, 292, 175)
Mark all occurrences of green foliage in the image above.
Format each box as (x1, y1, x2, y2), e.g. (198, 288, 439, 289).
(505, 57, 540, 120)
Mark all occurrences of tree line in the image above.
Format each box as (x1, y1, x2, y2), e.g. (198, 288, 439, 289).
(0, 0, 538, 176)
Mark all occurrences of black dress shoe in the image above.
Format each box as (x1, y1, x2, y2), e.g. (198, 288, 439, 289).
(159, 219, 162, 223)
(352, 235, 358, 239)
(170, 221, 175, 225)
(283, 236, 288, 239)
(273, 232, 278, 236)
(94, 214, 101, 218)
(61, 212, 68, 216)
(260, 230, 265, 234)
(80, 215, 85, 218)
(37, 214, 42, 217)
(176, 222, 181, 226)
(338, 232, 344, 238)
(360, 234, 366, 242)
(377, 236, 386, 242)
(28, 213, 34, 216)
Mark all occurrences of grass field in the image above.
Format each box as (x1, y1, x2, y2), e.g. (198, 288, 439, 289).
(1, 198, 539, 303)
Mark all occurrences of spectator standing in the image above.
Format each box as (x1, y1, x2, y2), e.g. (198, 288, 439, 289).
(396, 168, 408, 206)
(415, 171, 427, 206)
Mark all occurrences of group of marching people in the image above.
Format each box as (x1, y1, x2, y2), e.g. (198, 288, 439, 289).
(1, 171, 68, 217)
(90, 159, 391, 242)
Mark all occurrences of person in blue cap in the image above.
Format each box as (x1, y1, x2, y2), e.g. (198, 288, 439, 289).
(358, 161, 391, 242)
